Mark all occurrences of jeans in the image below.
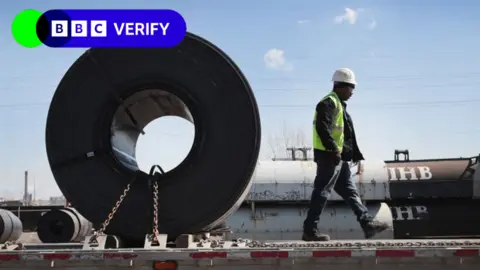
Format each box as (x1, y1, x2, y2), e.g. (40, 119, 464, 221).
(303, 158, 372, 233)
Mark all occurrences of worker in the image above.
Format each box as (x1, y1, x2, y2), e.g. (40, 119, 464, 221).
(302, 68, 389, 241)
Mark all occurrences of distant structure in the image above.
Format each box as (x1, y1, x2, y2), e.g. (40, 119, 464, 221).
(0, 200, 23, 207)
(49, 196, 67, 206)
(394, 149, 410, 161)
(272, 146, 313, 161)
(272, 147, 414, 162)
(22, 170, 33, 206)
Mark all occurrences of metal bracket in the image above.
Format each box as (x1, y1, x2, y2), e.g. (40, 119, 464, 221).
(222, 240, 248, 248)
(144, 233, 168, 249)
(0, 243, 21, 250)
(82, 235, 123, 250)
(175, 233, 221, 248)
(174, 232, 232, 248)
(175, 234, 195, 248)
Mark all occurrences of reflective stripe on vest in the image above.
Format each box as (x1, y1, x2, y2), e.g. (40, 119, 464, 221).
(313, 91, 345, 152)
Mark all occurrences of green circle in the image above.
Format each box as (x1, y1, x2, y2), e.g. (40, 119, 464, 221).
(11, 9, 43, 48)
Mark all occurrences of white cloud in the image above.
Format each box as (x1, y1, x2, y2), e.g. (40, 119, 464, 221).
(334, 8, 358, 24)
(297, 20, 310, 24)
(334, 7, 378, 30)
(263, 48, 293, 71)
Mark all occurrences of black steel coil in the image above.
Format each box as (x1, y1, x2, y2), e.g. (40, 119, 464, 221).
(45, 32, 261, 242)
(37, 208, 92, 243)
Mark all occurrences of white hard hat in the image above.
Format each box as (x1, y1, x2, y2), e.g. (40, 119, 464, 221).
(332, 68, 357, 85)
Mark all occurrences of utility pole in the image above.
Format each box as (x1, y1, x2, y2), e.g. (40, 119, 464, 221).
(23, 170, 29, 206)
(33, 175, 36, 205)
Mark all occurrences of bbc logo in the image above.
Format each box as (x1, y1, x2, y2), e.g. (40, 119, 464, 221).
(51, 20, 108, 38)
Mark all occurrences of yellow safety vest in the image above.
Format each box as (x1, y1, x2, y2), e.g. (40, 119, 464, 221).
(313, 91, 344, 152)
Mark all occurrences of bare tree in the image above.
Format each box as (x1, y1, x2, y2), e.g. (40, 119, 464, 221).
(267, 133, 279, 160)
(267, 123, 311, 160)
(281, 121, 291, 158)
(295, 129, 306, 148)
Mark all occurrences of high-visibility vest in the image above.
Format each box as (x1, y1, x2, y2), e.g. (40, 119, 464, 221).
(313, 91, 344, 152)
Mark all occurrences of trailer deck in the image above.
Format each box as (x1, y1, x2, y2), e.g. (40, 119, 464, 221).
(1, 238, 480, 269)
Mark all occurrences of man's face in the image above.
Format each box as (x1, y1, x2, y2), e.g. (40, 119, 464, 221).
(339, 84, 355, 101)
(344, 85, 354, 100)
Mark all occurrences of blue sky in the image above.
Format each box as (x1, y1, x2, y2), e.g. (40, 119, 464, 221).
(1, 0, 480, 199)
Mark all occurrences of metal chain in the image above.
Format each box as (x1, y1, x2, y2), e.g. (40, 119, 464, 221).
(151, 180, 160, 242)
(148, 164, 164, 244)
(93, 183, 132, 238)
(193, 237, 480, 249)
(242, 239, 480, 249)
(88, 167, 159, 244)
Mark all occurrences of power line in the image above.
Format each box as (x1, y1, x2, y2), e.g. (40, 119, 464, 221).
(261, 99, 480, 108)
(248, 72, 480, 82)
(1, 80, 480, 94)
(252, 81, 480, 92)
(0, 103, 48, 108)
(2, 99, 480, 110)
(1, 72, 480, 85)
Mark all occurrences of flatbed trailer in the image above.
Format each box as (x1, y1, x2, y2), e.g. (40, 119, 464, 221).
(7, 31, 480, 270)
(1, 238, 480, 269)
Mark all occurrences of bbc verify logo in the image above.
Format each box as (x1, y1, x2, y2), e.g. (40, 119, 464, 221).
(51, 20, 107, 37)
(38, 9, 187, 48)
(51, 20, 170, 38)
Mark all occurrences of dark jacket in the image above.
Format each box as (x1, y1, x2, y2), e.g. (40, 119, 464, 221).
(313, 97, 364, 162)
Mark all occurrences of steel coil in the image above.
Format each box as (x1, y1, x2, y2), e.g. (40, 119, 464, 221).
(45, 32, 261, 242)
(0, 209, 23, 243)
(37, 208, 92, 243)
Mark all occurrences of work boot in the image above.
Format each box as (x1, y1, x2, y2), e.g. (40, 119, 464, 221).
(302, 229, 330, 241)
(361, 220, 390, 239)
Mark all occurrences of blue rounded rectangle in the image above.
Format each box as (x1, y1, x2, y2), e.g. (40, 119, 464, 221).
(44, 9, 187, 48)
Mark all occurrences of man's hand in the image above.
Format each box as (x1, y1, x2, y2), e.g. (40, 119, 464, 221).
(333, 151, 342, 165)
